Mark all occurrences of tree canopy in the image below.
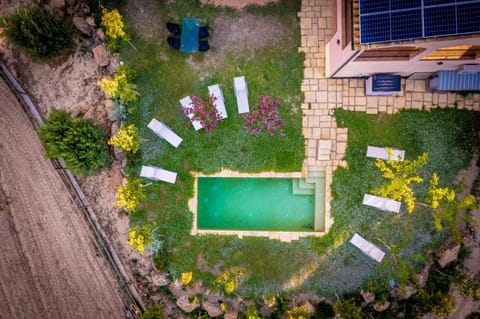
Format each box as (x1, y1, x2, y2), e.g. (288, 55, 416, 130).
(38, 109, 110, 176)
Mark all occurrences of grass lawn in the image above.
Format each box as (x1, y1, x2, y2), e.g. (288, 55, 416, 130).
(112, 0, 477, 299)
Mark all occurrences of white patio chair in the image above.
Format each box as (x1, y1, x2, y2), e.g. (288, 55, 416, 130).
(147, 119, 183, 148)
(179, 96, 203, 131)
(367, 146, 405, 161)
(140, 165, 177, 184)
(233, 76, 249, 114)
(350, 233, 385, 262)
(208, 84, 228, 119)
(362, 194, 401, 213)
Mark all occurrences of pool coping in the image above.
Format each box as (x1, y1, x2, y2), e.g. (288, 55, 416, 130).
(189, 169, 331, 242)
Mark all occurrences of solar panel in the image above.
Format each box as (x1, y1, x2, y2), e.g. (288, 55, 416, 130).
(360, 13, 391, 43)
(423, 0, 453, 6)
(391, 0, 421, 11)
(359, 0, 480, 44)
(391, 10, 422, 41)
(424, 6, 457, 37)
(457, 3, 480, 33)
(359, 0, 390, 14)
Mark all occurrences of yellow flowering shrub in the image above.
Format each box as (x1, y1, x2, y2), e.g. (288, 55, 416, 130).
(101, 8, 128, 42)
(214, 267, 247, 295)
(428, 173, 455, 209)
(114, 178, 145, 211)
(98, 66, 138, 104)
(287, 305, 310, 319)
(108, 124, 140, 153)
(181, 271, 193, 285)
(220, 303, 228, 313)
(373, 152, 428, 213)
(127, 225, 153, 253)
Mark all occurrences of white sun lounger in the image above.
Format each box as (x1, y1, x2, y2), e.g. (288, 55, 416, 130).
(208, 84, 228, 119)
(147, 119, 183, 148)
(350, 233, 385, 262)
(362, 194, 401, 213)
(233, 76, 249, 114)
(180, 96, 203, 131)
(140, 165, 177, 184)
(367, 146, 405, 161)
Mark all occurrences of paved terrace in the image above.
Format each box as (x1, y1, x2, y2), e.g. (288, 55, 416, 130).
(299, 0, 480, 235)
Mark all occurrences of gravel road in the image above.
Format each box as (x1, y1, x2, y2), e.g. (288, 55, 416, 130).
(0, 78, 125, 319)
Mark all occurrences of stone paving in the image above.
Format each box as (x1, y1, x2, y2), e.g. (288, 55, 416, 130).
(298, 0, 480, 236)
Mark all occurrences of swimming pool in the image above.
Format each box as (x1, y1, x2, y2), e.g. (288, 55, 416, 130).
(197, 177, 324, 232)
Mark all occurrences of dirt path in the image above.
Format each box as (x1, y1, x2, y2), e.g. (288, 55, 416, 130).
(0, 79, 125, 319)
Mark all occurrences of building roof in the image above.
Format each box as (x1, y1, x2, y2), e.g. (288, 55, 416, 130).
(356, 0, 480, 46)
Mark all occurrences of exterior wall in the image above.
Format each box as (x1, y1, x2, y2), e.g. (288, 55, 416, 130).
(325, 0, 358, 77)
(326, 0, 480, 78)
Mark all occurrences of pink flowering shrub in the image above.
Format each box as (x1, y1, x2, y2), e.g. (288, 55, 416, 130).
(243, 96, 285, 136)
(181, 95, 223, 133)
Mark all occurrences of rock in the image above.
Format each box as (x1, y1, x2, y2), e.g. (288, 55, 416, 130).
(202, 300, 223, 317)
(303, 301, 315, 314)
(438, 244, 461, 268)
(373, 301, 390, 312)
(86, 16, 96, 27)
(361, 290, 375, 304)
(177, 295, 200, 313)
(168, 280, 185, 298)
(92, 44, 109, 67)
(49, 0, 65, 9)
(104, 99, 115, 121)
(224, 311, 238, 319)
(73, 16, 92, 35)
(391, 285, 417, 300)
(111, 121, 119, 136)
(151, 272, 170, 287)
(96, 28, 106, 41)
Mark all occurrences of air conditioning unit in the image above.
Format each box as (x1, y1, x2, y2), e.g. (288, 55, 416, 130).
(457, 64, 480, 74)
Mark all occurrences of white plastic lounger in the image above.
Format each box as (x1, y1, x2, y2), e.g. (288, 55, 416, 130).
(140, 165, 177, 184)
(363, 194, 401, 213)
(180, 96, 203, 131)
(147, 119, 183, 148)
(367, 146, 405, 161)
(350, 233, 385, 262)
(233, 76, 249, 114)
(208, 84, 228, 119)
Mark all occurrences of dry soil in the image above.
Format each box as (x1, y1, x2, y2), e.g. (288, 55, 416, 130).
(0, 79, 125, 319)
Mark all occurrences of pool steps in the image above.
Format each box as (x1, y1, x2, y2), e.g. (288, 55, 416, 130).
(292, 172, 326, 232)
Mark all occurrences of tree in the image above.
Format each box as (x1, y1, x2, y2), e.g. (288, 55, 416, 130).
(114, 178, 146, 211)
(1, 6, 76, 60)
(108, 124, 140, 153)
(127, 225, 153, 253)
(100, 8, 129, 51)
(38, 109, 110, 176)
(373, 152, 428, 213)
(98, 66, 138, 104)
(243, 96, 286, 136)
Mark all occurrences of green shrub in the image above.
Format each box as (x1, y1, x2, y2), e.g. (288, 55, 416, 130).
(139, 304, 164, 319)
(38, 109, 110, 176)
(1, 6, 76, 60)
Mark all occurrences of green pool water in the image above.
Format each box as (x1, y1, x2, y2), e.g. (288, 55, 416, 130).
(197, 177, 316, 231)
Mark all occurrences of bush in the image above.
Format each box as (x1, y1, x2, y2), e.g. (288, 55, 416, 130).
(98, 66, 138, 104)
(140, 304, 164, 319)
(114, 178, 146, 211)
(1, 6, 76, 60)
(100, 7, 129, 52)
(38, 109, 110, 176)
(108, 124, 140, 153)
